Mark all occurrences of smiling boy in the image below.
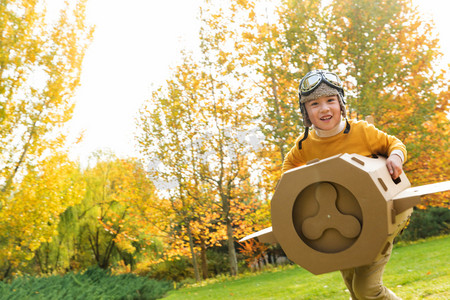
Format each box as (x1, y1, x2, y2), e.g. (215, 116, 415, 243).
(282, 70, 406, 299)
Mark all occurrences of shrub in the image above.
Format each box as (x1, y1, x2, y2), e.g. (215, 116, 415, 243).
(397, 206, 450, 242)
(207, 249, 230, 276)
(147, 257, 193, 282)
(0, 267, 172, 299)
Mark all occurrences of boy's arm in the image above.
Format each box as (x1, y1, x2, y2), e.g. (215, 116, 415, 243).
(282, 144, 306, 174)
(363, 122, 407, 161)
(364, 122, 406, 179)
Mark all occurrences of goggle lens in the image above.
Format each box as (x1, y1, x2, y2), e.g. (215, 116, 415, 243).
(323, 72, 341, 86)
(301, 74, 321, 92)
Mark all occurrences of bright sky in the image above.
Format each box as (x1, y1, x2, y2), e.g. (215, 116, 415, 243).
(66, 0, 202, 161)
(66, 0, 450, 162)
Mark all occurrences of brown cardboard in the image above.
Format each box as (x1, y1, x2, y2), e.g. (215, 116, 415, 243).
(240, 153, 450, 275)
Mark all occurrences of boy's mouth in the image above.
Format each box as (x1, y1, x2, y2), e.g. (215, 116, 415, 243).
(320, 115, 332, 121)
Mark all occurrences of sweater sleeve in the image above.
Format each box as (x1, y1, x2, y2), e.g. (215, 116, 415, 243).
(282, 136, 307, 174)
(364, 123, 407, 163)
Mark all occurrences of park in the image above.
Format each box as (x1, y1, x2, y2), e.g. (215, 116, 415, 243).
(0, 0, 449, 299)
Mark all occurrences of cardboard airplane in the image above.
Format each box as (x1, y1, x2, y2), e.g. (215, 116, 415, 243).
(240, 153, 450, 275)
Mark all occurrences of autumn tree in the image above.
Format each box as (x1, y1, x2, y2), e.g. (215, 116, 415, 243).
(242, 0, 448, 204)
(324, 0, 449, 204)
(137, 4, 270, 274)
(188, 1, 267, 276)
(0, 0, 93, 279)
(108, 157, 165, 271)
(63, 153, 159, 270)
(30, 153, 163, 275)
(137, 50, 226, 281)
(0, 152, 85, 279)
(238, 0, 326, 193)
(0, 0, 93, 202)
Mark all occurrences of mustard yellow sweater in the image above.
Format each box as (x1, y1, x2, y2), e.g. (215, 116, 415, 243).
(282, 120, 407, 173)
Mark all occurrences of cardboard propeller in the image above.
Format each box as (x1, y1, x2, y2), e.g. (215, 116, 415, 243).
(240, 153, 450, 275)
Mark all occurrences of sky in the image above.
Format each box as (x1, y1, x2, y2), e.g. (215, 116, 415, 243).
(65, 0, 450, 162)
(66, 0, 202, 162)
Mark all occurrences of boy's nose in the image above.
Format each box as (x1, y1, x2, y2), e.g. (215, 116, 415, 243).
(319, 103, 330, 112)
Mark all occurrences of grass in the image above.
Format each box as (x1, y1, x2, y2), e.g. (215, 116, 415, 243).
(164, 235, 450, 299)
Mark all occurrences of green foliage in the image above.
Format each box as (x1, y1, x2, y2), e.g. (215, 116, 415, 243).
(148, 257, 194, 282)
(397, 207, 450, 242)
(41, 153, 161, 273)
(0, 267, 172, 300)
(206, 249, 230, 277)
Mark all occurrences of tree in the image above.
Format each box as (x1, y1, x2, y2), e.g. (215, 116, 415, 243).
(324, 0, 449, 204)
(108, 157, 165, 272)
(0, 0, 94, 203)
(138, 51, 223, 281)
(31, 153, 163, 275)
(0, 152, 85, 279)
(71, 153, 160, 270)
(240, 0, 325, 194)
(137, 33, 266, 277)
(196, 0, 274, 276)
(0, 0, 93, 279)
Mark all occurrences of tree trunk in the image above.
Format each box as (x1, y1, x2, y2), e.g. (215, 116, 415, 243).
(187, 222, 201, 282)
(1, 121, 37, 194)
(2, 262, 12, 280)
(200, 238, 208, 279)
(226, 219, 238, 276)
(222, 191, 238, 276)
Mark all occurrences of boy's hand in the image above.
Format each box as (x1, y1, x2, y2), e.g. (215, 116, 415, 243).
(386, 154, 403, 180)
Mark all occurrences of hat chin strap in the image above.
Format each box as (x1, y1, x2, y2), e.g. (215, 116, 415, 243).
(298, 127, 309, 150)
(344, 118, 350, 134)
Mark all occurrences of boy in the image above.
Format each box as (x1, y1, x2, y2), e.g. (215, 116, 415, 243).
(282, 70, 405, 300)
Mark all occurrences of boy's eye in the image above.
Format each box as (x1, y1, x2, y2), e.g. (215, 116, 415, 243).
(328, 98, 336, 103)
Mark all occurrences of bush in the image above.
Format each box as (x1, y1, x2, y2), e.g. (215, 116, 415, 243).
(207, 249, 230, 276)
(397, 206, 450, 242)
(147, 257, 193, 282)
(0, 267, 172, 299)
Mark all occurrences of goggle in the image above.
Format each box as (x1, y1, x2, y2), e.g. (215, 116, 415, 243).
(299, 70, 343, 96)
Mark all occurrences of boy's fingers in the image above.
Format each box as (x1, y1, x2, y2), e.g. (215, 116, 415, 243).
(387, 164, 400, 179)
(392, 171, 398, 179)
(391, 166, 401, 179)
(387, 162, 394, 174)
(386, 156, 403, 179)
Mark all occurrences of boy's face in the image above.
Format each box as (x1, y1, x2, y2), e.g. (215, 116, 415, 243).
(305, 95, 341, 131)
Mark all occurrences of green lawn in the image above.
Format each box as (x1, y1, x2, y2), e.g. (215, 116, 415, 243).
(165, 235, 450, 299)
